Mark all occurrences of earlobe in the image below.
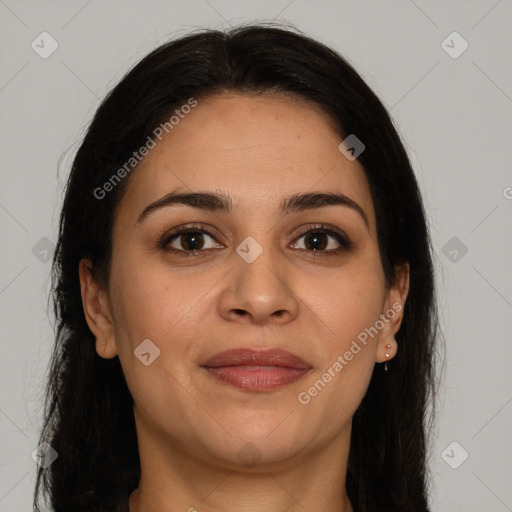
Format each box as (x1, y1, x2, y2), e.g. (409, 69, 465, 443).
(376, 262, 410, 364)
(78, 258, 118, 359)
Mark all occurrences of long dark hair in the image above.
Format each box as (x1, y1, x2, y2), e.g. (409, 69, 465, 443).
(34, 22, 442, 512)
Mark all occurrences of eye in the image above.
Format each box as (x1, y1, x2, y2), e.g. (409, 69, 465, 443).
(160, 224, 221, 255)
(158, 222, 352, 258)
(290, 223, 353, 255)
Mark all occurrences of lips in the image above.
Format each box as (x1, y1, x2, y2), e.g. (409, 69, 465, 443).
(202, 348, 311, 369)
(201, 348, 312, 391)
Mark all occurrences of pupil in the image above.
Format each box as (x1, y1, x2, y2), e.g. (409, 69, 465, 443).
(306, 233, 327, 251)
(182, 232, 203, 250)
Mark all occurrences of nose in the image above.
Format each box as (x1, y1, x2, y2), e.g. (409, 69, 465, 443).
(218, 244, 299, 326)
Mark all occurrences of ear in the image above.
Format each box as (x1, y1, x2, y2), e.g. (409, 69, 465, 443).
(78, 258, 118, 359)
(375, 262, 410, 363)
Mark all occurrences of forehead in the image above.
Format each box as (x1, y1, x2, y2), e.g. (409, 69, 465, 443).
(116, 92, 376, 231)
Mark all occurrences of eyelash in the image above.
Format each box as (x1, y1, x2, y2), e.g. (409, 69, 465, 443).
(157, 223, 353, 259)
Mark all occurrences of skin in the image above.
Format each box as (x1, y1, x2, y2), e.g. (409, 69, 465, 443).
(80, 92, 409, 512)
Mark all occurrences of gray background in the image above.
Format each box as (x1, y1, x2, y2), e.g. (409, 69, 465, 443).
(1, 0, 511, 510)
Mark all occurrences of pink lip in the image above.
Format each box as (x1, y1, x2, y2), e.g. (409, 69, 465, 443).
(201, 348, 312, 392)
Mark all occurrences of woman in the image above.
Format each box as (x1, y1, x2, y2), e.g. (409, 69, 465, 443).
(34, 23, 441, 512)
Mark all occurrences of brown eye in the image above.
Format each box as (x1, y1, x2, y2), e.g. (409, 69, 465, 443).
(158, 222, 352, 258)
(164, 229, 218, 252)
(291, 225, 353, 254)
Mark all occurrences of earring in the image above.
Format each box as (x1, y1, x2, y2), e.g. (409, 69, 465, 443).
(384, 343, 392, 372)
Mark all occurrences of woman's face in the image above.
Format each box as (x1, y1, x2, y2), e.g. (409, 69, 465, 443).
(81, 92, 408, 470)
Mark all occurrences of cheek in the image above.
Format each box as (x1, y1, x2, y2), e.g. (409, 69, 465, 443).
(304, 258, 385, 347)
(295, 257, 384, 406)
(109, 255, 215, 382)
(109, 262, 201, 421)
(110, 255, 192, 342)
(295, 288, 381, 435)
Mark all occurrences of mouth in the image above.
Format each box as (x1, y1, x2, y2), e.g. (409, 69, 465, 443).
(201, 348, 312, 392)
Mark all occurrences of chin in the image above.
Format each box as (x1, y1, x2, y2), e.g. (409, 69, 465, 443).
(199, 424, 307, 469)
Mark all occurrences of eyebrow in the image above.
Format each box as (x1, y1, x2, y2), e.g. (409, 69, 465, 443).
(137, 190, 369, 229)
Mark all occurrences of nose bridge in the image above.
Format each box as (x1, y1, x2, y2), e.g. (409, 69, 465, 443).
(221, 231, 298, 324)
